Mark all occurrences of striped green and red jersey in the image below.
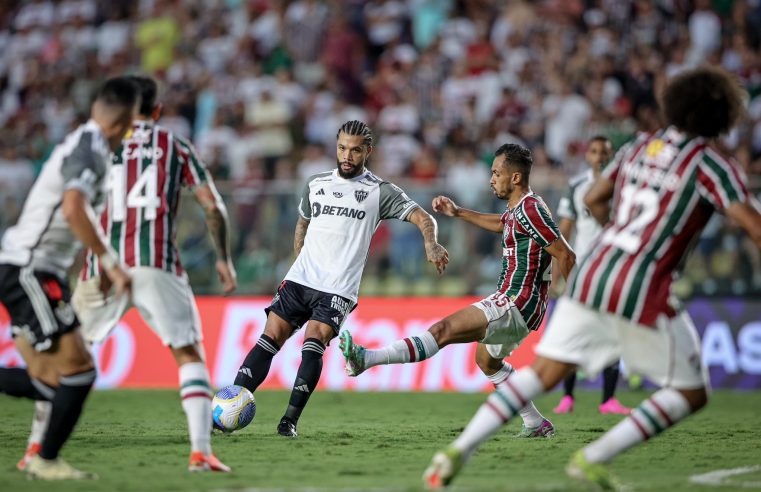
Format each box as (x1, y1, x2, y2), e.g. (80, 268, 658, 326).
(82, 121, 209, 279)
(498, 193, 560, 330)
(568, 127, 749, 326)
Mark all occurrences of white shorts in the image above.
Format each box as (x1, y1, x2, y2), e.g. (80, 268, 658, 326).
(536, 298, 708, 390)
(72, 267, 202, 348)
(472, 291, 530, 359)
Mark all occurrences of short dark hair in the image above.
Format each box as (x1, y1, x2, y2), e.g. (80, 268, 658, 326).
(337, 120, 373, 147)
(95, 76, 140, 109)
(589, 135, 611, 146)
(661, 66, 745, 138)
(495, 143, 532, 178)
(128, 75, 158, 116)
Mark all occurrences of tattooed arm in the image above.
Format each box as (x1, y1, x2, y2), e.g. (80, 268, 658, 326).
(294, 216, 310, 256)
(194, 182, 236, 294)
(406, 207, 449, 274)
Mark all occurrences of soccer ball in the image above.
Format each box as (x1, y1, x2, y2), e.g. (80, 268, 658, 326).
(212, 385, 256, 433)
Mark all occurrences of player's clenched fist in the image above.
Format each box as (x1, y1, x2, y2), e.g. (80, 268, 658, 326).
(432, 196, 459, 217)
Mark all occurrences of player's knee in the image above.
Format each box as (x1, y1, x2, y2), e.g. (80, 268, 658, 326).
(171, 345, 203, 365)
(428, 320, 452, 346)
(263, 322, 293, 347)
(681, 387, 709, 412)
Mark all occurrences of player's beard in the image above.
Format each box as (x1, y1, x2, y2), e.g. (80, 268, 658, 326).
(336, 158, 365, 179)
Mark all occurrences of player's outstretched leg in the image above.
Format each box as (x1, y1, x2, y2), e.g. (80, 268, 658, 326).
(339, 329, 439, 376)
(234, 333, 281, 392)
(598, 362, 630, 414)
(279, 337, 326, 437)
(19, 401, 52, 470)
(554, 371, 576, 414)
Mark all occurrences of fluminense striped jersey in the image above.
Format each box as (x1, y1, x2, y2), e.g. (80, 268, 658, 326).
(81, 120, 209, 278)
(498, 192, 560, 330)
(568, 126, 749, 326)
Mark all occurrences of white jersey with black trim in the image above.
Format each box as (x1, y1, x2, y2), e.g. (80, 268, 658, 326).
(556, 168, 601, 259)
(286, 169, 419, 302)
(0, 119, 111, 277)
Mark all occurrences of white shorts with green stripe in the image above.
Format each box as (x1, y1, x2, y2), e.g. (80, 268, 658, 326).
(472, 291, 530, 359)
(536, 297, 709, 390)
(73, 266, 202, 348)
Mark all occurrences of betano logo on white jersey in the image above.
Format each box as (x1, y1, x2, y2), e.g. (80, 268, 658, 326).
(285, 169, 419, 302)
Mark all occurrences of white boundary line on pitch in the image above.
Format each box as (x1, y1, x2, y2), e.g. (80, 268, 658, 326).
(211, 484, 572, 492)
(690, 465, 761, 488)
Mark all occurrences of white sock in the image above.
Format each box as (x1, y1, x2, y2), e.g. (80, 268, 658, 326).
(29, 401, 52, 446)
(488, 362, 544, 429)
(453, 368, 545, 458)
(364, 331, 440, 368)
(584, 388, 692, 463)
(179, 362, 213, 455)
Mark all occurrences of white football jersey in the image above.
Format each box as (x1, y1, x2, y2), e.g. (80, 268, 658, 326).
(556, 169, 601, 259)
(0, 120, 111, 277)
(285, 169, 419, 302)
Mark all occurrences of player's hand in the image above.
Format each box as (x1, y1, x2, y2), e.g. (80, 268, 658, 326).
(104, 265, 132, 298)
(216, 259, 237, 295)
(425, 242, 449, 275)
(432, 196, 459, 217)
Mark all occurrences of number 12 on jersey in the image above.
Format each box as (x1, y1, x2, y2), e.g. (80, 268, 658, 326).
(110, 164, 160, 222)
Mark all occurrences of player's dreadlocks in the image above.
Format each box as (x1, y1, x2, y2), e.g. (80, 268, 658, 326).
(337, 120, 373, 147)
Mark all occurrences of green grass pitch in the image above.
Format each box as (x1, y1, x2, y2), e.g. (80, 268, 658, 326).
(2, 389, 760, 491)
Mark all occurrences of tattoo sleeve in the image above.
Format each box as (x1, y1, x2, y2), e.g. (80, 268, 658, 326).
(202, 200, 231, 262)
(409, 208, 438, 244)
(294, 217, 309, 255)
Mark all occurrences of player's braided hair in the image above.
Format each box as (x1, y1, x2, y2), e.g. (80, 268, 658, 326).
(337, 120, 373, 147)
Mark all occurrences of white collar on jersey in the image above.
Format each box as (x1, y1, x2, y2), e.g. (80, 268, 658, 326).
(333, 168, 371, 182)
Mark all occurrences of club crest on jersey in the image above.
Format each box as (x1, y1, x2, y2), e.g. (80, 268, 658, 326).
(354, 190, 368, 203)
(333, 192, 343, 198)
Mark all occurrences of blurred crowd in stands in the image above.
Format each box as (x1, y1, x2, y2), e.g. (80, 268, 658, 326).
(1, 0, 760, 296)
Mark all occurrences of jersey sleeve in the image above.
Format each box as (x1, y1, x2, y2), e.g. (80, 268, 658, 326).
(60, 132, 106, 201)
(556, 183, 577, 220)
(175, 136, 210, 189)
(379, 182, 419, 220)
(516, 197, 561, 248)
(298, 180, 311, 220)
(696, 149, 750, 211)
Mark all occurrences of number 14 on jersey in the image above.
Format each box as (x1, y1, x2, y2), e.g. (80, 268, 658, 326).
(110, 164, 160, 222)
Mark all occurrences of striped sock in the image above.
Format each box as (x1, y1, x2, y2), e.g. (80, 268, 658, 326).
(486, 362, 543, 428)
(363, 331, 440, 368)
(284, 338, 326, 422)
(40, 368, 96, 460)
(452, 368, 544, 458)
(584, 388, 692, 463)
(234, 334, 280, 392)
(179, 362, 213, 455)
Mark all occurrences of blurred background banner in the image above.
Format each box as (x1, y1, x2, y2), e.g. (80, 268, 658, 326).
(1, 297, 759, 390)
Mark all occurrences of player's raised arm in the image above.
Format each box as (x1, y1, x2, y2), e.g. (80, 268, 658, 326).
(583, 175, 615, 226)
(406, 207, 449, 274)
(726, 198, 761, 249)
(62, 189, 131, 297)
(432, 195, 503, 233)
(193, 181, 236, 294)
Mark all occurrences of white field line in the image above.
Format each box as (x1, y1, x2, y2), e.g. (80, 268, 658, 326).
(690, 465, 761, 488)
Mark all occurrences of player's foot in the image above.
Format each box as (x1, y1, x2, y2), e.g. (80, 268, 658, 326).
(188, 451, 231, 472)
(26, 456, 98, 480)
(17, 442, 41, 471)
(599, 398, 631, 415)
(553, 395, 575, 414)
(277, 417, 298, 438)
(339, 330, 367, 377)
(566, 450, 622, 491)
(423, 446, 463, 490)
(516, 418, 555, 438)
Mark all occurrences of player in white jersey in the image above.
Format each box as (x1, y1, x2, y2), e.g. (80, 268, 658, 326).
(551, 136, 631, 416)
(0, 77, 138, 480)
(233, 120, 449, 437)
(13, 76, 237, 473)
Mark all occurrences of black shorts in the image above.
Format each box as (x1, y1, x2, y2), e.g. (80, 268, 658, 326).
(0, 264, 79, 352)
(266, 280, 356, 334)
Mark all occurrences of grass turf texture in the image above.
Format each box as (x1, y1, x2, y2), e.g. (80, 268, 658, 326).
(2, 390, 759, 491)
